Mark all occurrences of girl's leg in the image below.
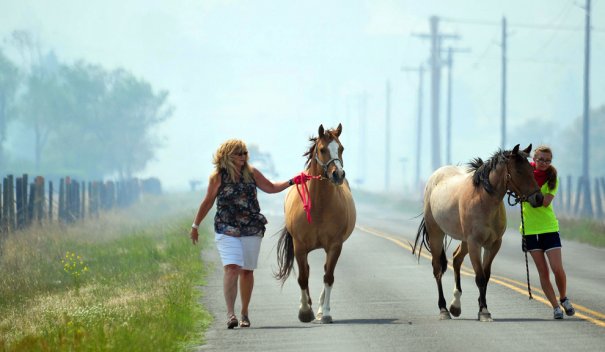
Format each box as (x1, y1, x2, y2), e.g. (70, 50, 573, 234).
(530, 251, 559, 308)
(545, 248, 567, 300)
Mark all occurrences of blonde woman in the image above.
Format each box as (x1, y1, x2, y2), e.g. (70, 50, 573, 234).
(190, 139, 302, 329)
(520, 145, 575, 319)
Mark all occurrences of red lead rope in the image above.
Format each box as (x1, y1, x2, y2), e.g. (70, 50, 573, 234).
(293, 172, 321, 223)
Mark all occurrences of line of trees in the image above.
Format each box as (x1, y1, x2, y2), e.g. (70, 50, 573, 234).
(0, 30, 173, 181)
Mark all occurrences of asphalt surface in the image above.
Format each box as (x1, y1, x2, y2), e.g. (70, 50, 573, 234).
(194, 193, 605, 352)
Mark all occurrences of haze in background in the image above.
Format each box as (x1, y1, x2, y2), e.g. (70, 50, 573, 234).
(1, 0, 603, 193)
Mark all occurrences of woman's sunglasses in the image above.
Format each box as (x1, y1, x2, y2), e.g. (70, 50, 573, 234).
(234, 151, 248, 157)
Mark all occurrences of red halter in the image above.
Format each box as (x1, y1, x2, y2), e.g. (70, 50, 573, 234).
(293, 171, 321, 223)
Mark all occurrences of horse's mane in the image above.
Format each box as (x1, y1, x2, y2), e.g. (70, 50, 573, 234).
(467, 148, 525, 194)
(303, 128, 339, 168)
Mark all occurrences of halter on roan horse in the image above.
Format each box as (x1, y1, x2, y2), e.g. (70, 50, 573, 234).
(275, 123, 356, 323)
(413, 144, 543, 322)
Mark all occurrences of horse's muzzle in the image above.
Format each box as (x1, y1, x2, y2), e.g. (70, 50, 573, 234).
(527, 191, 544, 208)
(330, 169, 345, 185)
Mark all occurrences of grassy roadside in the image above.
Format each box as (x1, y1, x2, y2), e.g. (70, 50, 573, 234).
(0, 192, 212, 351)
(354, 189, 604, 248)
(507, 208, 605, 248)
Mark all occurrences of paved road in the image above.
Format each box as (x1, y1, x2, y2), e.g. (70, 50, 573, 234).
(195, 194, 605, 352)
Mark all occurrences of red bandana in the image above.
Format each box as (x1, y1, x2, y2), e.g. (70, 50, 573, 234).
(531, 161, 548, 187)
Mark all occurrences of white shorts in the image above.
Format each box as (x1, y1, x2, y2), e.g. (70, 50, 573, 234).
(214, 233, 262, 270)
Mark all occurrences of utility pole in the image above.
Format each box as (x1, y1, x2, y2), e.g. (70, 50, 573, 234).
(355, 92, 368, 188)
(414, 16, 459, 171)
(445, 46, 470, 165)
(580, 0, 593, 217)
(402, 65, 425, 191)
(385, 80, 391, 191)
(501, 16, 507, 150)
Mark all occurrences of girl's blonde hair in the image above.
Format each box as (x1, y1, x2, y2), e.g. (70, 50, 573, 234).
(534, 145, 557, 190)
(212, 139, 254, 183)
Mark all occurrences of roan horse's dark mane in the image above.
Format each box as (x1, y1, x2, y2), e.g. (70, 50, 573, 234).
(467, 148, 529, 194)
(303, 128, 340, 168)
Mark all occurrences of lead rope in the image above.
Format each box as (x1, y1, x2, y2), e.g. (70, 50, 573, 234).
(294, 172, 321, 223)
(520, 204, 533, 300)
(507, 191, 533, 300)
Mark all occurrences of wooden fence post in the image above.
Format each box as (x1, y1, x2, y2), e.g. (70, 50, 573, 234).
(16, 176, 23, 230)
(566, 175, 572, 214)
(574, 176, 583, 216)
(59, 178, 65, 222)
(595, 177, 604, 220)
(48, 180, 54, 221)
(0, 178, 2, 233)
(22, 174, 29, 227)
(81, 181, 85, 219)
(33, 176, 45, 223)
(28, 183, 35, 225)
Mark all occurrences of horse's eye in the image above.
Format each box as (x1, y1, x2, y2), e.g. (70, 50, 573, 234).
(320, 147, 327, 153)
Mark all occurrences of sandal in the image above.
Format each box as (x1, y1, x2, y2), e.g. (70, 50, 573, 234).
(227, 314, 238, 329)
(240, 315, 250, 328)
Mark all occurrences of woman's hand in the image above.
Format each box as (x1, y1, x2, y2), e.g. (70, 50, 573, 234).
(190, 228, 199, 245)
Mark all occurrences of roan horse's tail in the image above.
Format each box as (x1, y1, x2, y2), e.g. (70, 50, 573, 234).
(274, 227, 295, 286)
(412, 217, 448, 275)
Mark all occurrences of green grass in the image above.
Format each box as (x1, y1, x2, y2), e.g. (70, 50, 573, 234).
(556, 217, 605, 247)
(506, 206, 605, 248)
(355, 189, 605, 249)
(0, 193, 212, 351)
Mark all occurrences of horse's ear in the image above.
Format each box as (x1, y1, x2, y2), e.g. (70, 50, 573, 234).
(512, 144, 520, 155)
(523, 144, 532, 155)
(318, 124, 325, 137)
(335, 123, 342, 137)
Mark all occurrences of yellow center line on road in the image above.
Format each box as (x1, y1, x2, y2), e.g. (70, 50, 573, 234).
(356, 224, 605, 328)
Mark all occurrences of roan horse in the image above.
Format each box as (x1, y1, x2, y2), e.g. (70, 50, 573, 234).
(413, 144, 543, 322)
(275, 123, 356, 323)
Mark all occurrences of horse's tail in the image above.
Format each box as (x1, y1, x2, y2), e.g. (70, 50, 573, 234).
(413, 217, 448, 276)
(274, 227, 295, 286)
(412, 217, 430, 259)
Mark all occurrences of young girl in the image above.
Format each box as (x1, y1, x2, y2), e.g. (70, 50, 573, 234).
(520, 145, 575, 319)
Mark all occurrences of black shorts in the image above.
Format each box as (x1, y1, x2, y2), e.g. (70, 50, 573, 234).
(522, 232, 562, 252)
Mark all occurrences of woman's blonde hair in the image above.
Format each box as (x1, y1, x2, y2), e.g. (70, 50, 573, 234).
(534, 145, 557, 190)
(212, 139, 254, 183)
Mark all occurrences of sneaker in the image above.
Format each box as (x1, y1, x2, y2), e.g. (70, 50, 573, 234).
(560, 297, 575, 316)
(553, 306, 564, 320)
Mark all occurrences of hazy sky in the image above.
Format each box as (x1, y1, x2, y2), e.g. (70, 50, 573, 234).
(1, 0, 603, 193)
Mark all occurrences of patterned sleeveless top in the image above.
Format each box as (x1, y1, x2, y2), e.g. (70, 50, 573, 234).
(214, 169, 267, 237)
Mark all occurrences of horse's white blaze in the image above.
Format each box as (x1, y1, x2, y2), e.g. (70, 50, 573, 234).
(300, 289, 311, 312)
(450, 288, 462, 309)
(327, 141, 343, 172)
(317, 284, 332, 318)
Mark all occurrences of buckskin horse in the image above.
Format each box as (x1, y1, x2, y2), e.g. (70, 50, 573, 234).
(413, 144, 543, 321)
(275, 123, 356, 323)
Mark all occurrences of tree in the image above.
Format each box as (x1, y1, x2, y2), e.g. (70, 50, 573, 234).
(48, 64, 173, 179)
(0, 49, 20, 169)
(100, 69, 173, 179)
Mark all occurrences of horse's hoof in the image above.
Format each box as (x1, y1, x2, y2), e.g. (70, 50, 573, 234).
(317, 315, 333, 324)
(478, 312, 493, 322)
(298, 309, 315, 323)
(439, 310, 452, 320)
(449, 305, 461, 317)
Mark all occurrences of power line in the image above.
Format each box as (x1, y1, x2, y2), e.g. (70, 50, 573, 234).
(441, 17, 605, 32)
